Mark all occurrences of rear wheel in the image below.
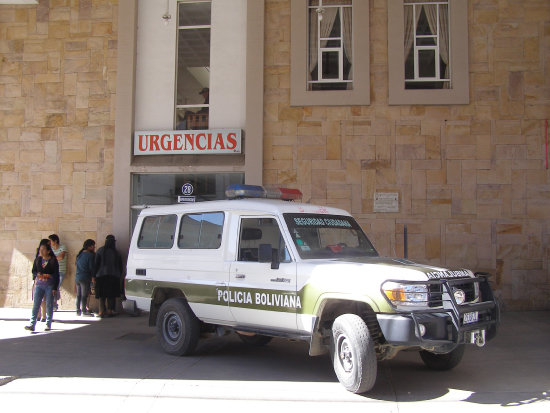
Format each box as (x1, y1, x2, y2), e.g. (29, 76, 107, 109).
(331, 314, 377, 394)
(156, 298, 200, 356)
(419, 344, 465, 370)
(237, 333, 273, 346)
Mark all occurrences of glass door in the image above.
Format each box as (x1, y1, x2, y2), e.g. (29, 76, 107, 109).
(130, 172, 244, 233)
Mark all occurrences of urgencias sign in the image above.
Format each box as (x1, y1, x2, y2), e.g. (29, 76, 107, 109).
(134, 130, 241, 155)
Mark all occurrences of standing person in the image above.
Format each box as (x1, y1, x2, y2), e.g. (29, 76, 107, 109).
(49, 234, 67, 311)
(94, 235, 123, 318)
(75, 239, 96, 316)
(35, 239, 55, 322)
(25, 242, 59, 331)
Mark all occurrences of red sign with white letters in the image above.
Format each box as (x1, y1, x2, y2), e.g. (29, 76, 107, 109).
(134, 130, 242, 155)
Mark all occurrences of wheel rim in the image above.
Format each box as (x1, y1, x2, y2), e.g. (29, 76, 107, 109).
(163, 311, 182, 344)
(337, 334, 353, 373)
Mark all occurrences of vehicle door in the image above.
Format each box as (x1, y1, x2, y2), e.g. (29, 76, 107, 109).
(175, 211, 233, 324)
(228, 216, 298, 332)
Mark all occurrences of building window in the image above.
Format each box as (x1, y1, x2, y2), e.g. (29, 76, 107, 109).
(404, 1, 450, 89)
(388, 0, 469, 105)
(175, 0, 211, 130)
(290, 0, 370, 106)
(307, 0, 352, 91)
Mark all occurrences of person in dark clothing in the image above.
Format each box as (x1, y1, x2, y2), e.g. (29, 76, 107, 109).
(35, 238, 56, 322)
(75, 239, 96, 316)
(26, 242, 59, 331)
(93, 235, 123, 317)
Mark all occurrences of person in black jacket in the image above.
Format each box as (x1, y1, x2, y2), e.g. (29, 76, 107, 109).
(25, 242, 59, 331)
(93, 235, 123, 317)
(34, 238, 55, 323)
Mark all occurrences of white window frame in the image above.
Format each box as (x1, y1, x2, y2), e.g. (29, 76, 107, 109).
(291, 0, 370, 106)
(405, 1, 450, 86)
(388, 0, 468, 105)
(175, 0, 211, 118)
(308, 2, 353, 88)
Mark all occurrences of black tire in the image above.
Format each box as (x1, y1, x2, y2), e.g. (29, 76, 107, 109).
(420, 344, 465, 371)
(156, 298, 200, 356)
(331, 314, 377, 394)
(237, 333, 273, 346)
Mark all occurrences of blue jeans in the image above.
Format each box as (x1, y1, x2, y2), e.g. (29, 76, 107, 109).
(75, 280, 90, 312)
(30, 283, 54, 327)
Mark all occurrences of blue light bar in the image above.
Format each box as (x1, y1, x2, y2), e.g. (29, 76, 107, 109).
(225, 184, 266, 199)
(225, 184, 303, 201)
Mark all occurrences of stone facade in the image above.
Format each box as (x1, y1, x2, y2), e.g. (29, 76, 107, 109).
(264, 0, 550, 310)
(0, 0, 117, 307)
(0, 0, 548, 311)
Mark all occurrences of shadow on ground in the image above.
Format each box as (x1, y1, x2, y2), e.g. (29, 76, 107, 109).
(1, 311, 549, 406)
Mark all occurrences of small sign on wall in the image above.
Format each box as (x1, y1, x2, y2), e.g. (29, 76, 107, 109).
(374, 192, 399, 213)
(178, 196, 195, 203)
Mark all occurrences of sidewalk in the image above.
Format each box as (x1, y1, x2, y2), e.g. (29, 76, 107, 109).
(0, 308, 549, 412)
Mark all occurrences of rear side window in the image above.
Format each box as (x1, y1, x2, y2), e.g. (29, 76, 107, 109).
(178, 212, 224, 249)
(138, 215, 177, 249)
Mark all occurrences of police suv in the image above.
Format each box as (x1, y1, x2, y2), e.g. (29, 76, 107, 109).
(125, 184, 499, 393)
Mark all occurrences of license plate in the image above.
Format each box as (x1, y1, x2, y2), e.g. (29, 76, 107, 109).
(463, 311, 478, 324)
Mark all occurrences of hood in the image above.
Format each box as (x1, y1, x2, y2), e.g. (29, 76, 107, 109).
(303, 256, 474, 285)
(332, 257, 473, 279)
(298, 257, 475, 313)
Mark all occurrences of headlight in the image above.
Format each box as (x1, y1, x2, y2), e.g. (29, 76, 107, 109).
(382, 281, 428, 307)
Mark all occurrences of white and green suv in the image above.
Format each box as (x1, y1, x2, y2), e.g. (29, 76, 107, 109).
(125, 185, 499, 393)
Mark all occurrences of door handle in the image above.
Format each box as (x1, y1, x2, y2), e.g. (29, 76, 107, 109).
(235, 274, 246, 279)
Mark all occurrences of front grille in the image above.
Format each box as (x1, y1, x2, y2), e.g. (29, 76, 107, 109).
(428, 284, 443, 307)
(455, 280, 477, 302)
(428, 278, 478, 308)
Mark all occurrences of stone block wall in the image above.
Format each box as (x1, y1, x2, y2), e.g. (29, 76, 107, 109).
(264, 0, 550, 309)
(0, 0, 117, 307)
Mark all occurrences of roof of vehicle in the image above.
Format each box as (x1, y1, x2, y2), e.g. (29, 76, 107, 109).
(137, 198, 352, 218)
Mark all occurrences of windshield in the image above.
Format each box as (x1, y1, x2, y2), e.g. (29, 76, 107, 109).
(283, 214, 378, 259)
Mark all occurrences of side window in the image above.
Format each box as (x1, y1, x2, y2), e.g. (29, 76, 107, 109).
(238, 218, 291, 263)
(157, 215, 178, 248)
(138, 215, 177, 249)
(178, 212, 224, 249)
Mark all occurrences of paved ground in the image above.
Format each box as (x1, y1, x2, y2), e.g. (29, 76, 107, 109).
(0, 308, 549, 412)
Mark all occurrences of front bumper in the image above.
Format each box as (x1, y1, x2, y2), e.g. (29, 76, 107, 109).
(376, 275, 499, 351)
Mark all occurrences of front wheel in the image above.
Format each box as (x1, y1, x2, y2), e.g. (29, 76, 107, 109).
(156, 298, 200, 356)
(331, 314, 377, 394)
(419, 344, 465, 371)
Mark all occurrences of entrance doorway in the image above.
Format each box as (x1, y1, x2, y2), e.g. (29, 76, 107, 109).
(130, 172, 244, 232)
